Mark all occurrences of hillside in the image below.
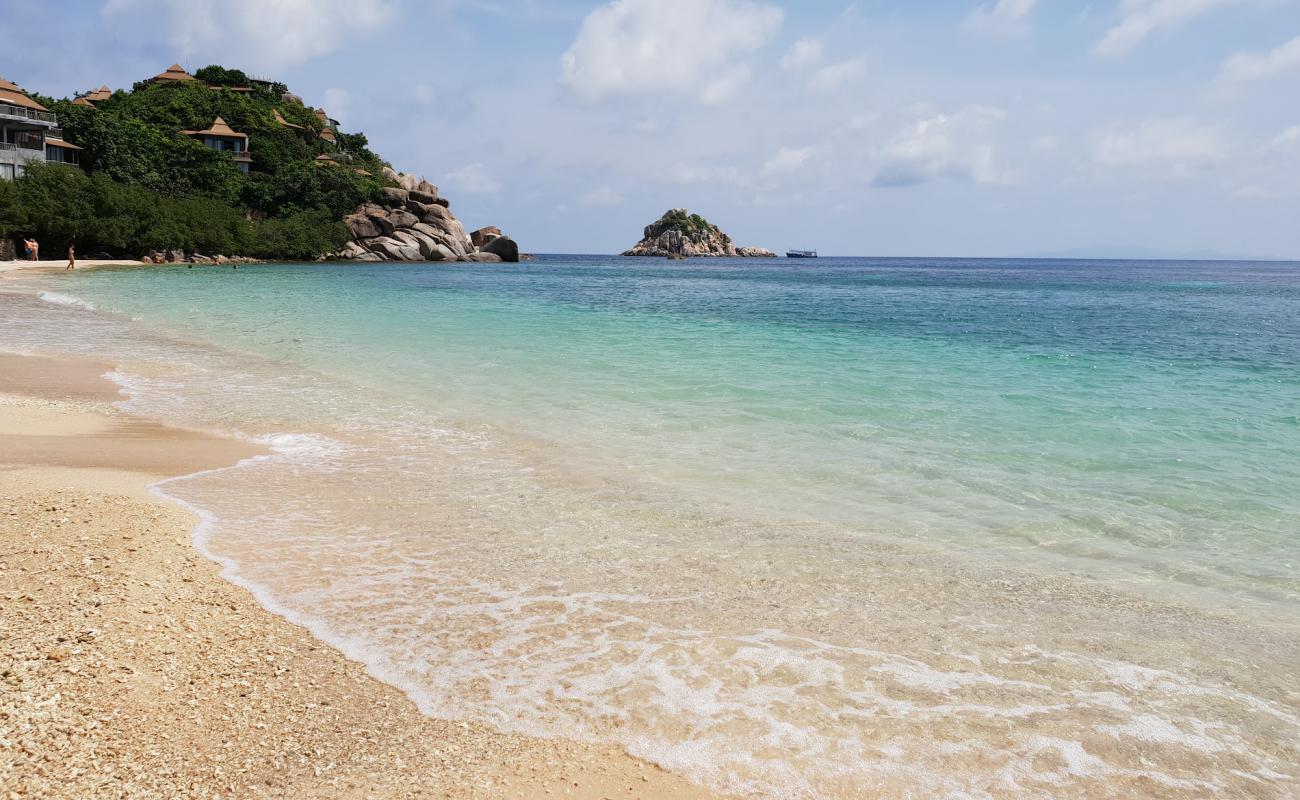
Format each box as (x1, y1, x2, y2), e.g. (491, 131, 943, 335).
(0, 66, 409, 260)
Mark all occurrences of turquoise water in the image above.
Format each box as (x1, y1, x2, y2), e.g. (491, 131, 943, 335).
(6, 256, 1300, 798)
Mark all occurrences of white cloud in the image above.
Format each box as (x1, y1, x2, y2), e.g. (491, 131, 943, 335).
(560, 0, 783, 103)
(1032, 135, 1059, 152)
(1271, 125, 1300, 147)
(1095, 0, 1239, 57)
(444, 163, 501, 195)
(870, 107, 1008, 187)
(781, 37, 824, 71)
(763, 146, 815, 173)
(1220, 35, 1300, 81)
(809, 58, 867, 92)
(670, 162, 743, 186)
(580, 186, 625, 206)
(965, 0, 1038, 36)
(101, 0, 393, 71)
(1093, 117, 1226, 173)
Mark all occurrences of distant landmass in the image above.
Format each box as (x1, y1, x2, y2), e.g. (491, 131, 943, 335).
(1026, 246, 1287, 262)
(623, 209, 776, 259)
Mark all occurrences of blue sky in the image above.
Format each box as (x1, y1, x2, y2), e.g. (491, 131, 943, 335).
(3, 0, 1299, 257)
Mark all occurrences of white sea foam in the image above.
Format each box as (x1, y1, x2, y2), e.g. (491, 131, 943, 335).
(250, 431, 353, 466)
(39, 291, 95, 311)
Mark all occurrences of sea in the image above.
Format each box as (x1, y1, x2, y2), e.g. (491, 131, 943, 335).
(3, 256, 1298, 799)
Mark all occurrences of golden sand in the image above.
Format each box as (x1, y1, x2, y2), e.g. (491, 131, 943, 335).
(0, 352, 722, 799)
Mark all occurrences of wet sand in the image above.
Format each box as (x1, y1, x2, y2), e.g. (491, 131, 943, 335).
(0, 352, 722, 799)
(0, 258, 145, 275)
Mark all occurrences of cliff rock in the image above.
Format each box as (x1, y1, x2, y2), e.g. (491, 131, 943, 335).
(622, 209, 775, 258)
(335, 170, 517, 264)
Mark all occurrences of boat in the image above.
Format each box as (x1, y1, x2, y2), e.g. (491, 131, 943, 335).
(786, 249, 818, 259)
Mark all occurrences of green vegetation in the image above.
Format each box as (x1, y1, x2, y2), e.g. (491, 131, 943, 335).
(660, 209, 719, 242)
(1, 66, 391, 259)
(1, 163, 348, 260)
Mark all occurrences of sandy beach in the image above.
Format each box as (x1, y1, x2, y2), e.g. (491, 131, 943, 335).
(1, 259, 147, 275)
(0, 351, 721, 799)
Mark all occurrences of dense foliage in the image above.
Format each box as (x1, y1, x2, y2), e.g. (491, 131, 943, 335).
(1, 163, 349, 260)
(660, 209, 719, 242)
(3, 66, 390, 259)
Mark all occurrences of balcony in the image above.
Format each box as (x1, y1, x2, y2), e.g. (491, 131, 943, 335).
(0, 102, 58, 126)
(12, 131, 45, 152)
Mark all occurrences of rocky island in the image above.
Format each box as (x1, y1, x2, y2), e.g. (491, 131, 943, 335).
(623, 209, 776, 258)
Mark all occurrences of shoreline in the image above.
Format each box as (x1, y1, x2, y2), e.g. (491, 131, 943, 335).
(0, 351, 723, 799)
(1, 258, 148, 274)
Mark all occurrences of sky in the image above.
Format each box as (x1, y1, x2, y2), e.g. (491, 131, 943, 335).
(2, 0, 1299, 258)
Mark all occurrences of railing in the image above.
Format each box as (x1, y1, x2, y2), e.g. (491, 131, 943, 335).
(14, 132, 45, 151)
(0, 102, 57, 125)
(0, 142, 15, 151)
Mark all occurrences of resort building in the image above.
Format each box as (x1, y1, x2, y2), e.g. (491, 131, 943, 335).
(314, 108, 340, 147)
(274, 109, 303, 130)
(181, 116, 252, 173)
(73, 85, 113, 107)
(44, 136, 82, 167)
(147, 64, 197, 85)
(0, 75, 66, 180)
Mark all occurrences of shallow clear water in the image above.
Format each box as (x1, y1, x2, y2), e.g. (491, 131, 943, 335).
(5, 256, 1299, 798)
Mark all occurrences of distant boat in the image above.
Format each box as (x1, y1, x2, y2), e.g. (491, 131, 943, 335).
(786, 249, 818, 259)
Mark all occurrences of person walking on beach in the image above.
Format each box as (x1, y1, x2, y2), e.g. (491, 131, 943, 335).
(65, 242, 76, 270)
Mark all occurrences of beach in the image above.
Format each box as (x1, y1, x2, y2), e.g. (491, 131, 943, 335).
(2, 257, 1298, 799)
(0, 350, 720, 799)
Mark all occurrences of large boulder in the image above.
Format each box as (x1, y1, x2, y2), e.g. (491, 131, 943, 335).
(380, 187, 410, 207)
(470, 226, 502, 248)
(410, 222, 444, 240)
(387, 209, 420, 229)
(368, 236, 421, 261)
(339, 241, 369, 260)
(736, 247, 778, 258)
(418, 203, 452, 224)
(408, 189, 438, 206)
(427, 243, 457, 262)
(464, 252, 503, 263)
(363, 207, 397, 235)
(345, 213, 383, 239)
(482, 236, 520, 263)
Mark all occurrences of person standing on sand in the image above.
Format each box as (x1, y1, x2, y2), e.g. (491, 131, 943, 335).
(23, 238, 35, 261)
(29, 238, 39, 262)
(66, 242, 76, 270)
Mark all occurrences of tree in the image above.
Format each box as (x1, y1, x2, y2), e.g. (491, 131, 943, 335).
(194, 65, 251, 88)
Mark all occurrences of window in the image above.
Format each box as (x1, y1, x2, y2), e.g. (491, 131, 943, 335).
(0, 163, 14, 181)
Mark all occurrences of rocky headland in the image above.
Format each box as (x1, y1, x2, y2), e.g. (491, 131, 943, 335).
(622, 209, 775, 259)
(335, 167, 519, 263)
